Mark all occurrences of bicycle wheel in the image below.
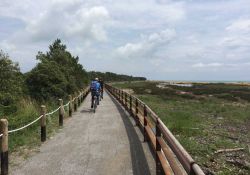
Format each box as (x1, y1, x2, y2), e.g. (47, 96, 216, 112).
(96, 94, 99, 105)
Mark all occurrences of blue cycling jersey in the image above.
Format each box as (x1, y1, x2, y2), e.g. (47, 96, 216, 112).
(96, 82, 101, 91)
(90, 80, 101, 91)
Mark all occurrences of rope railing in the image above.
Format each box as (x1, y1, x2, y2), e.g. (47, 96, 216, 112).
(1, 100, 71, 136)
(45, 106, 61, 116)
(0, 86, 90, 175)
(5, 102, 69, 135)
(63, 101, 70, 107)
(8, 115, 43, 134)
(72, 92, 82, 101)
(5, 87, 90, 135)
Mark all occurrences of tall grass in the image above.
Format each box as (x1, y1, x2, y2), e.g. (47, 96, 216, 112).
(4, 97, 69, 152)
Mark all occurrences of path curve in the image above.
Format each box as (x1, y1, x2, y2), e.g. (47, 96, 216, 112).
(11, 91, 156, 175)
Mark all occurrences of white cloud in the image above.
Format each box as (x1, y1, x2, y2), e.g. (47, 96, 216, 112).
(226, 19, 250, 33)
(220, 36, 250, 48)
(116, 29, 176, 58)
(222, 18, 250, 47)
(0, 40, 16, 52)
(0, 0, 111, 44)
(0, 1, 111, 72)
(26, 5, 110, 42)
(192, 62, 223, 68)
(192, 62, 250, 69)
(108, 0, 185, 30)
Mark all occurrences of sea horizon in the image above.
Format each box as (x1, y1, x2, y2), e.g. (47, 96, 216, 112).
(148, 79, 250, 83)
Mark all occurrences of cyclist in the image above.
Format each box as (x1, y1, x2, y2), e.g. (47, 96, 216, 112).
(90, 78, 101, 108)
(99, 78, 104, 99)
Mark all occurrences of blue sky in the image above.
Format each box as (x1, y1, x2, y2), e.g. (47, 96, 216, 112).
(0, 0, 250, 81)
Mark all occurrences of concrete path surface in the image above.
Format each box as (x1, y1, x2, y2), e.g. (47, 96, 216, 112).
(11, 91, 156, 175)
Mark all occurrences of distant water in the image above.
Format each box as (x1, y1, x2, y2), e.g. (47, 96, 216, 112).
(152, 80, 250, 84)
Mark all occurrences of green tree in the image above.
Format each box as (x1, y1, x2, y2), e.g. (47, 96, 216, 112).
(26, 39, 89, 100)
(88, 71, 146, 82)
(0, 50, 23, 106)
(25, 61, 68, 100)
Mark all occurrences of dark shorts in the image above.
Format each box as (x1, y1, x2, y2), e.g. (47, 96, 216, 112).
(91, 90, 99, 97)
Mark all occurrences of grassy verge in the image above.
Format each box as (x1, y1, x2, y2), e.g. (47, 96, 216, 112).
(0, 97, 74, 167)
(113, 81, 250, 175)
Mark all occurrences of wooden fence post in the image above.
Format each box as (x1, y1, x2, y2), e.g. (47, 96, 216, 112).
(120, 90, 122, 101)
(81, 90, 84, 102)
(116, 89, 118, 98)
(123, 91, 125, 106)
(82, 89, 85, 100)
(125, 93, 127, 108)
(68, 95, 72, 117)
(135, 99, 139, 126)
(84, 88, 87, 98)
(120, 90, 122, 103)
(143, 104, 148, 142)
(86, 89, 88, 97)
(58, 99, 64, 126)
(80, 90, 83, 103)
(156, 119, 162, 175)
(130, 95, 132, 114)
(83, 89, 85, 99)
(122, 91, 124, 105)
(0, 119, 8, 175)
(78, 91, 81, 106)
(74, 93, 77, 112)
(40, 105, 46, 142)
(118, 89, 120, 99)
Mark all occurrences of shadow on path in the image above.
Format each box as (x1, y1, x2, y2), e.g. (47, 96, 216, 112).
(80, 107, 93, 113)
(107, 92, 153, 175)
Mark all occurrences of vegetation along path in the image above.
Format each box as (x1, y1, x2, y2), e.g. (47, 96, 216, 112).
(11, 91, 155, 175)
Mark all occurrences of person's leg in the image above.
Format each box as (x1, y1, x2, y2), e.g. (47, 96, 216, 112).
(97, 92, 100, 105)
(91, 92, 94, 108)
(99, 92, 101, 102)
(99, 89, 102, 99)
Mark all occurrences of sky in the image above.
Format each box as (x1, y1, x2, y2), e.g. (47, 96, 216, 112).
(0, 0, 250, 81)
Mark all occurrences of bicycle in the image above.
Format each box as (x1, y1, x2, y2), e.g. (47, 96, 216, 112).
(93, 95, 98, 113)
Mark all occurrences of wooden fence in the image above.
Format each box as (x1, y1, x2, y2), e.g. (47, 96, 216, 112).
(105, 84, 205, 175)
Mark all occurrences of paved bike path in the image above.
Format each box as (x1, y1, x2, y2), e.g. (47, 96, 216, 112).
(11, 91, 155, 175)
